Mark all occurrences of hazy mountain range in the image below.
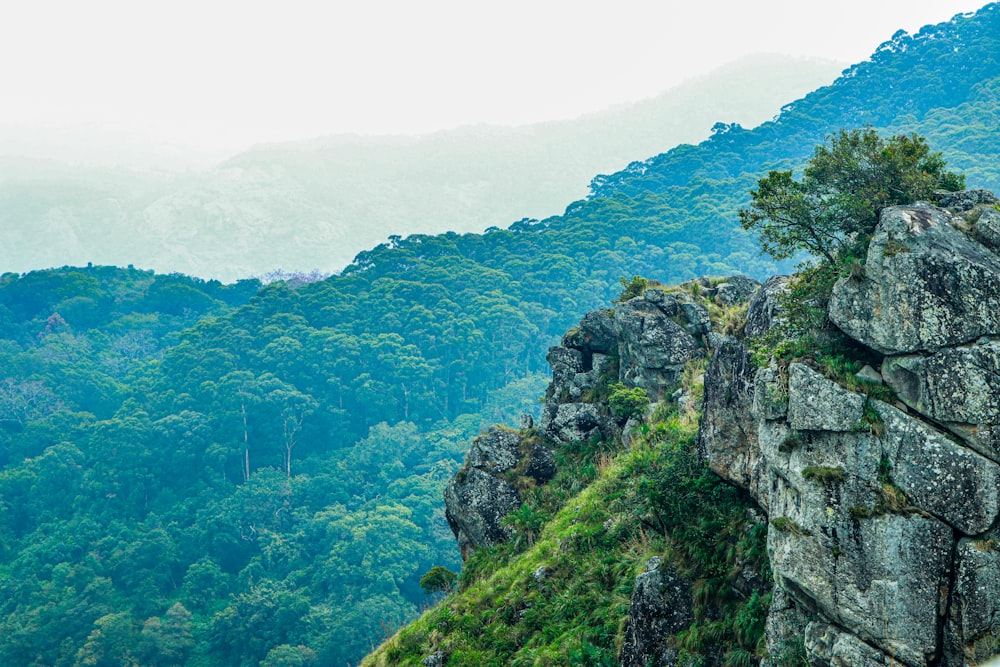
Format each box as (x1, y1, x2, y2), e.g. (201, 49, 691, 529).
(0, 54, 842, 282)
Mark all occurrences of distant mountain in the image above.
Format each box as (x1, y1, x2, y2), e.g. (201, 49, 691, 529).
(0, 54, 842, 281)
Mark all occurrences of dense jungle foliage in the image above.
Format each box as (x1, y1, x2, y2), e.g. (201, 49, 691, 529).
(2, 5, 1000, 666)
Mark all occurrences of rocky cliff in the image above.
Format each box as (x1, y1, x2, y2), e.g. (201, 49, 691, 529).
(367, 192, 1000, 667)
(701, 192, 1000, 666)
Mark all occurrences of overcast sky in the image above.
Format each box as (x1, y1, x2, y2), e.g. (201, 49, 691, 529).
(1, 0, 990, 160)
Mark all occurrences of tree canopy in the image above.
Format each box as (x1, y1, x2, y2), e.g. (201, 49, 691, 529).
(739, 128, 965, 263)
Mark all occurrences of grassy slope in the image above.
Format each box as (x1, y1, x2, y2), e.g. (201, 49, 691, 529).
(363, 296, 771, 667)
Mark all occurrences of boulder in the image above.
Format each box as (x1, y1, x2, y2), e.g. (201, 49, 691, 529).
(829, 204, 1000, 354)
(444, 468, 519, 560)
(936, 188, 999, 212)
(466, 427, 522, 474)
(619, 558, 693, 667)
(523, 443, 556, 484)
(562, 309, 616, 355)
(744, 275, 789, 340)
(713, 275, 761, 307)
(541, 402, 615, 445)
(613, 296, 701, 400)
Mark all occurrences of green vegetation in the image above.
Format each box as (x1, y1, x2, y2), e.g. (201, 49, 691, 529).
(420, 566, 459, 596)
(365, 393, 770, 666)
(770, 518, 812, 538)
(607, 383, 650, 421)
(740, 128, 963, 263)
(801, 466, 847, 485)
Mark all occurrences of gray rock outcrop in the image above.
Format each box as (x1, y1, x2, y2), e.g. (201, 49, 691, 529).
(828, 203, 1000, 354)
(620, 558, 693, 667)
(613, 293, 702, 400)
(701, 197, 1000, 667)
(444, 427, 554, 560)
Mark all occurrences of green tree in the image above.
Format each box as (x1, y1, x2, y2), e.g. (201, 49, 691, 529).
(419, 565, 458, 596)
(739, 128, 964, 263)
(607, 383, 650, 422)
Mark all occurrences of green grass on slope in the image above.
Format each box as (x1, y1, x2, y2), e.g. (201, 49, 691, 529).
(363, 380, 771, 667)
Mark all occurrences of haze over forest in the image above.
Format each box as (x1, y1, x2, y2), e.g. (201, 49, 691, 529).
(0, 54, 841, 282)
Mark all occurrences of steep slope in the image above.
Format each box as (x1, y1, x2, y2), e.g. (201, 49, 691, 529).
(364, 277, 770, 666)
(368, 192, 1000, 666)
(0, 55, 841, 281)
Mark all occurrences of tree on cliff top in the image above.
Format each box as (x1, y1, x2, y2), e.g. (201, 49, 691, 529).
(739, 128, 965, 263)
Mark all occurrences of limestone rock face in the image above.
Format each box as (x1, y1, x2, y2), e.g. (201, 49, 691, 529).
(878, 401, 1000, 536)
(883, 339, 1000, 462)
(804, 622, 897, 666)
(697, 336, 768, 508)
(620, 559, 693, 667)
(744, 275, 789, 340)
(828, 203, 1000, 354)
(943, 533, 1000, 666)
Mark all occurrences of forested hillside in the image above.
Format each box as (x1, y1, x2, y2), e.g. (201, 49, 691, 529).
(2, 4, 1000, 666)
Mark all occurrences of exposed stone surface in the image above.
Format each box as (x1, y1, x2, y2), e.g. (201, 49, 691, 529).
(696, 336, 768, 509)
(943, 535, 1000, 666)
(445, 426, 555, 559)
(855, 364, 883, 385)
(714, 275, 761, 307)
(744, 275, 789, 340)
(878, 401, 1000, 536)
(760, 585, 808, 667)
(973, 206, 1000, 251)
(613, 295, 701, 400)
(829, 204, 1000, 354)
(444, 467, 519, 560)
(752, 367, 788, 421)
(770, 503, 952, 667)
(541, 402, 616, 445)
(786, 363, 865, 432)
(620, 559, 693, 667)
(883, 339, 1000, 462)
(937, 187, 999, 211)
(466, 427, 522, 474)
(562, 309, 616, 355)
(804, 622, 897, 666)
(422, 651, 446, 667)
(523, 443, 556, 483)
(699, 198, 1000, 662)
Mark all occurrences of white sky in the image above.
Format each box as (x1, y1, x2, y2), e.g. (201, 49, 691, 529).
(0, 0, 990, 159)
